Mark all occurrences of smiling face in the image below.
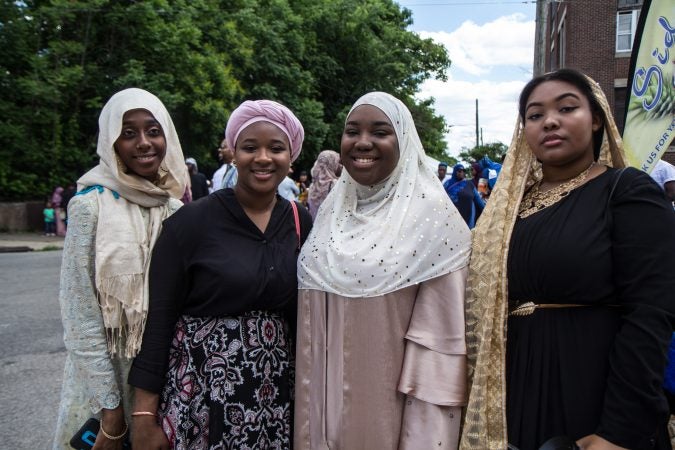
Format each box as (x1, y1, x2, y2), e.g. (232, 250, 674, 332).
(234, 121, 291, 195)
(523, 80, 601, 169)
(341, 105, 400, 186)
(114, 109, 167, 181)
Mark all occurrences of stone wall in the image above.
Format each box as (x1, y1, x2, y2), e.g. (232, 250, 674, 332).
(0, 202, 45, 232)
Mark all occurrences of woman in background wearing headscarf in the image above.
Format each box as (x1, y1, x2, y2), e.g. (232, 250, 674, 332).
(53, 88, 186, 449)
(129, 100, 311, 449)
(307, 149, 341, 219)
(444, 163, 485, 229)
(51, 186, 67, 236)
(296, 92, 471, 449)
(461, 69, 675, 449)
(470, 162, 482, 189)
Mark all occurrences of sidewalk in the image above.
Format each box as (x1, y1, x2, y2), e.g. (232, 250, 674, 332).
(0, 232, 65, 252)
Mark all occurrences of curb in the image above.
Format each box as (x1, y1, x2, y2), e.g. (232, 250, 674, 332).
(0, 235, 65, 253)
(0, 246, 35, 253)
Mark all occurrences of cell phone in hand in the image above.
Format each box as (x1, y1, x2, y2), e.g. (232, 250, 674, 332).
(69, 417, 131, 449)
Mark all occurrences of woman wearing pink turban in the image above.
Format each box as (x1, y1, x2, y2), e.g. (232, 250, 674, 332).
(129, 100, 311, 449)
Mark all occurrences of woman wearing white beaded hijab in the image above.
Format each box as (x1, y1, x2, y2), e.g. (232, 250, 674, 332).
(295, 92, 471, 449)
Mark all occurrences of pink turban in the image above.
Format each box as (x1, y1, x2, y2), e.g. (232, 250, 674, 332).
(225, 100, 304, 162)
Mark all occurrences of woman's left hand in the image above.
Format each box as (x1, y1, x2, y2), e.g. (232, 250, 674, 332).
(576, 434, 628, 450)
(92, 432, 125, 450)
(92, 406, 126, 450)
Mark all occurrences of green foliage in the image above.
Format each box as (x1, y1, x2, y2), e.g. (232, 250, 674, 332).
(406, 97, 453, 161)
(458, 142, 508, 164)
(0, 0, 451, 199)
(293, 0, 451, 162)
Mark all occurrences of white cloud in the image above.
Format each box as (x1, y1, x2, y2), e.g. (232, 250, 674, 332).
(414, 14, 535, 158)
(419, 77, 526, 157)
(418, 13, 535, 76)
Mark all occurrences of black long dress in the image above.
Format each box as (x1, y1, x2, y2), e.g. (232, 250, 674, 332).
(506, 168, 675, 450)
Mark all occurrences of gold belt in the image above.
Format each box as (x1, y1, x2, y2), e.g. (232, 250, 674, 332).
(509, 301, 590, 316)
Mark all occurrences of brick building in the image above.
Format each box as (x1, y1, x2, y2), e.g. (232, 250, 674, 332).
(533, 0, 674, 164)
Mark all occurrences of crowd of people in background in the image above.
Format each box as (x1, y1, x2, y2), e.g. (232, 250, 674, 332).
(47, 110, 518, 235)
(47, 148, 509, 238)
(163, 145, 343, 215)
(49, 67, 675, 450)
(43, 184, 76, 236)
(53, 143, 673, 234)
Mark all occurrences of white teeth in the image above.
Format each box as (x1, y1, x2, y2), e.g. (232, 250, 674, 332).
(355, 158, 374, 163)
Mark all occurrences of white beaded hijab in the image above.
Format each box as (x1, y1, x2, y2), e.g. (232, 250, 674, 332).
(298, 92, 471, 298)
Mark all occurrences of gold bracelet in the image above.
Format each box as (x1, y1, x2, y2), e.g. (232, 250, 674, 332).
(99, 419, 128, 440)
(131, 411, 157, 417)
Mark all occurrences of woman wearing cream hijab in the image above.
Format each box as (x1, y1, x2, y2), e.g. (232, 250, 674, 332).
(296, 91, 472, 449)
(53, 88, 186, 449)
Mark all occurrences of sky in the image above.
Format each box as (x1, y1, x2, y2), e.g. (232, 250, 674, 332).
(397, 0, 537, 158)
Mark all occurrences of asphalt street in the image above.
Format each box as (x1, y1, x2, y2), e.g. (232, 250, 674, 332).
(0, 250, 65, 449)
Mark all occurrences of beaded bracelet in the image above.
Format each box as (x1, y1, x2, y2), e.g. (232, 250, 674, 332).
(131, 411, 157, 417)
(100, 420, 128, 440)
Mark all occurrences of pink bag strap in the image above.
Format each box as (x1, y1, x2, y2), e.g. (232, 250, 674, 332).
(290, 200, 301, 249)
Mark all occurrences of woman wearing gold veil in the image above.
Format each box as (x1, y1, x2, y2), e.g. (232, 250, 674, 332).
(461, 69, 675, 450)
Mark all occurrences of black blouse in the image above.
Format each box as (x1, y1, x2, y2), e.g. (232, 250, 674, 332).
(506, 168, 675, 449)
(128, 189, 312, 393)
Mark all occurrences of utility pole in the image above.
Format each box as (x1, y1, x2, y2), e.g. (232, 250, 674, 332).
(475, 99, 479, 148)
(534, 0, 547, 76)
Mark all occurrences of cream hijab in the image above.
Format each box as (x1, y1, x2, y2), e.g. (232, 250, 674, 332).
(77, 88, 187, 357)
(460, 74, 626, 448)
(298, 92, 471, 298)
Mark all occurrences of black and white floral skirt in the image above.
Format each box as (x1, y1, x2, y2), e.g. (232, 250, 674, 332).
(160, 311, 293, 450)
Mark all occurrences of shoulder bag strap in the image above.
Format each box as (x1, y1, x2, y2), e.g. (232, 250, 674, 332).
(608, 167, 627, 201)
(290, 200, 301, 249)
(606, 167, 627, 231)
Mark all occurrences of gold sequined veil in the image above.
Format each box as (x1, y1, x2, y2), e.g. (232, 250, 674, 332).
(459, 76, 627, 449)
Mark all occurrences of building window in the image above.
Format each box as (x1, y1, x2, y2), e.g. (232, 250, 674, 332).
(549, 2, 558, 40)
(617, 0, 641, 7)
(616, 10, 639, 52)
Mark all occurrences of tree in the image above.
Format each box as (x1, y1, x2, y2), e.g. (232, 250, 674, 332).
(0, 0, 453, 200)
(406, 98, 453, 161)
(0, 0, 244, 199)
(458, 142, 508, 164)
(292, 0, 453, 167)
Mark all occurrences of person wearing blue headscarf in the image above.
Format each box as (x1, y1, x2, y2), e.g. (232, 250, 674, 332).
(478, 155, 502, 190)
(444, 163, 485, 229)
